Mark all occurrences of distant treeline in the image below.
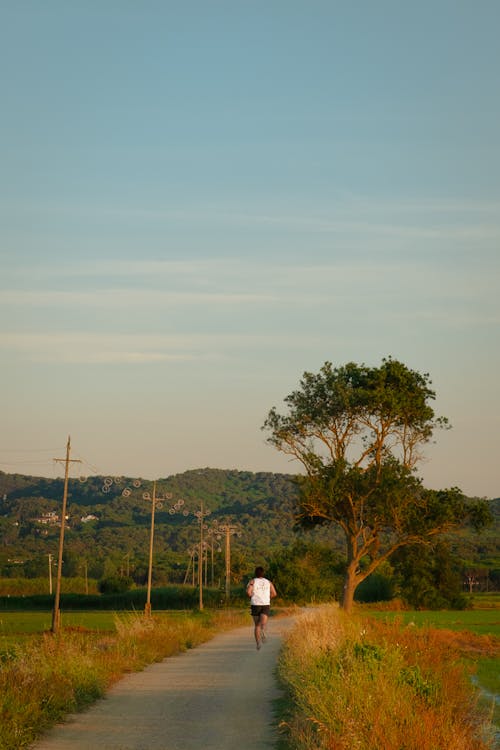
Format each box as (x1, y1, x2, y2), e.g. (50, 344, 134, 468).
(0, 585, 248, 612)
(0, 468, 498, 607)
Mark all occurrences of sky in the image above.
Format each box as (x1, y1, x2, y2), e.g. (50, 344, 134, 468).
(1, 1, 499, 498)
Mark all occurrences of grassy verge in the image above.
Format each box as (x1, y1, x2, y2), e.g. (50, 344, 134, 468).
(277, 605, 496, 750)
(358, 604, 500, 730)
(0, 609, 248, 750)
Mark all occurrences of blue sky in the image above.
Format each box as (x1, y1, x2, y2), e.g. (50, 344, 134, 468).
(1, 1, 499, 498)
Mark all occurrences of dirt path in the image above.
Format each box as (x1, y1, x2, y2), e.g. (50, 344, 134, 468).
(32, 616, 297, 750)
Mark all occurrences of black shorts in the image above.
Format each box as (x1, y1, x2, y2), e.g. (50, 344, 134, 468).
(251, 605, 270, 617)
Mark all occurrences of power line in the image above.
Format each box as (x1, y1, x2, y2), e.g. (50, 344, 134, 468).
(0, 447, 61, 451)
(0, 446, 68, 469)
(0, 460, 55, 466)
(0, 449, 99, 475)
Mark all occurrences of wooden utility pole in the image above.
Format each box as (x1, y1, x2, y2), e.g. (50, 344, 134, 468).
(193, 502, 211, 610)
(199, 501, 204, 610)
(51, 436, 81, 633)
(225, 526, 231, 600)
(145, 481, 157, 617)
(217, 523, 241, 601)
(48, 553, 53, 595)
(83, 560, 89, 595)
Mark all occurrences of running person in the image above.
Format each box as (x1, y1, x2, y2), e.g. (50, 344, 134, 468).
(246, 566, 277, 650)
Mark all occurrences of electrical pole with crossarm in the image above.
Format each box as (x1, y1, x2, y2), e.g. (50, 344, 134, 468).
(51, 436, 81, 633)
(218, 523, 242, 601)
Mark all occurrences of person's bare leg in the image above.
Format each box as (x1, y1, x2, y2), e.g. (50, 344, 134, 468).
(252, 615, 261, 648)
(260, 613, 268, 642)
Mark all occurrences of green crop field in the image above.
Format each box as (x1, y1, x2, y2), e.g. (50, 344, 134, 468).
(0, 610, 117, 635)
(364, 608, 500, 636)
(0, 611, 121, 653)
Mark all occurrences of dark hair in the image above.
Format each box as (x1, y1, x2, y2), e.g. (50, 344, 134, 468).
(254, 566, 265, 578)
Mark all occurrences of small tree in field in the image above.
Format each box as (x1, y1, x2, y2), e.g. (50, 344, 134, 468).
(263, 357, 489, 612)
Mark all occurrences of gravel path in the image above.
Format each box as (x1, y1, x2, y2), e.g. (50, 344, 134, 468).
(32, 616, 297, 750)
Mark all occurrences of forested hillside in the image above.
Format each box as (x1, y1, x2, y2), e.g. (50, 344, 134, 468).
(0, 469, 498, 592)
(0, 468, 336, 584)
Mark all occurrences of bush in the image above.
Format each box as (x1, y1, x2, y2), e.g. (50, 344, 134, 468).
(355, 573, 394, 603)
(392, 542, 467, 610)
(98, 576, 133, 594)
(0, 585, 232, 612)
(268, 542, 343, 603)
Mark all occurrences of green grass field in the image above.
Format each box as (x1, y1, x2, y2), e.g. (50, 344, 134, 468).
(0, 610, 116, 635)
(364, 608, 500, 636)
(2, 601, 499, 638)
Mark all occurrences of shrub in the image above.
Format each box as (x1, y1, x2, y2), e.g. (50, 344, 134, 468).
(268, 542, 343, 603)
(355, 572, 394, 603)
(98, 576, 133, 594)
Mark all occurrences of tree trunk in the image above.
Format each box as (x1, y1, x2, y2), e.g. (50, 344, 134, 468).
(341, 565, 357, 613)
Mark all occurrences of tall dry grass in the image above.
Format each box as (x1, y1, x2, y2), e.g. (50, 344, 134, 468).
(0, 610, 247, 750)
(278, 605, 495, 750)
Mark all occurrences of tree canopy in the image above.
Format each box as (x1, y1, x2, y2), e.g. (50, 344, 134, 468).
(263, 357, 491, 611)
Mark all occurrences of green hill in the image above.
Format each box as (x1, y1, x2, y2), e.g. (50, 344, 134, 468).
(0, 469, 498, 590)
(0, 468, 331, 584)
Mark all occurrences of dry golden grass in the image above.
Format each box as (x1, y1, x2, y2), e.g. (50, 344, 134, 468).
(278, 605, 495, 750)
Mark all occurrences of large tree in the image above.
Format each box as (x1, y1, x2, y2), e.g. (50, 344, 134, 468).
(263, 357, 488, 612)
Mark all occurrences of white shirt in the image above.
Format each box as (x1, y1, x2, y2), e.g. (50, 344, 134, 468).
(249, 577, 272, 606)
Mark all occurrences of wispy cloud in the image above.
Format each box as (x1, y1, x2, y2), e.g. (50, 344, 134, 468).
(0, 332, 196, 364)
(1, 253, 498, 316)
(0, 288, 276, 308)
(18, 194, 500, 221)
(9, 196, 500, 246)
(0, 331, 304, 364)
